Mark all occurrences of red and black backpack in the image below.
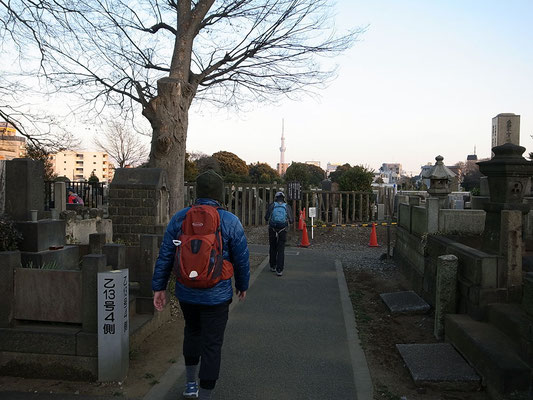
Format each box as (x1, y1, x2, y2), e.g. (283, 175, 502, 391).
(173, 205, 234, 288)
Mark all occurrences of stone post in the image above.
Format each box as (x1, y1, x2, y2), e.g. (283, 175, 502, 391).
(426, 197, 440, 234)
(0, 251, 20, 327)
(102, 244, 126, 270)
(139, 235, 159, 297)
(89, 233, 107, 254)
(54, 181, 67, 212)
(82, 254, 111, 333)
(500, 210, 522, 297)
(434, 254, 458, 339)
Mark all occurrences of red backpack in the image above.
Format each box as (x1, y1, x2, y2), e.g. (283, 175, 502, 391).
(173, 205, 233, 288)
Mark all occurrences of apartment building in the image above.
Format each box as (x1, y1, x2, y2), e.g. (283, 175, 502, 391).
(50, 150, 114, 182)
(0, 122, 26, 160)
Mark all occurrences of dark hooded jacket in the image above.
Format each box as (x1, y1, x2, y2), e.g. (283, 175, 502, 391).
(152, 198, 250, 305)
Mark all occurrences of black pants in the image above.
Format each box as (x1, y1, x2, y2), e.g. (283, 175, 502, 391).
(180, 301, 230, 390)
(268, 226, 287, 272)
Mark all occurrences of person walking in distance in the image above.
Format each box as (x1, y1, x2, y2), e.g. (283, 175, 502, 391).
(152, 170, 250, 400)
(265, 191, 294, 276)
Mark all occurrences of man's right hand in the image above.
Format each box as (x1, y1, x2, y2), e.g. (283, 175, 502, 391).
(153, 290, 167, 311)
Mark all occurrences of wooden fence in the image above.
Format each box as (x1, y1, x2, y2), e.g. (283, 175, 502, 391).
(184, 183, 378, 227)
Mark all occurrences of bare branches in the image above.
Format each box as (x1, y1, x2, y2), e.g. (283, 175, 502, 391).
(2, 0, 360, 122)
(93, 120, 149, 168)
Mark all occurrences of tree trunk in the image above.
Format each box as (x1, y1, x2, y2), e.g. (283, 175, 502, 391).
(143, 77, 196, 213)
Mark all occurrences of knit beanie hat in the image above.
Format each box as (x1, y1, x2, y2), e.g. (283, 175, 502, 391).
(196, 170, 224, 203)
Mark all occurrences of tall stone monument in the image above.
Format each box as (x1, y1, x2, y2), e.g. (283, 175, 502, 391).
(491, 113, 520, 150)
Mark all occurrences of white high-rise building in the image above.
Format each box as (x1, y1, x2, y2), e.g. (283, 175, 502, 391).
(50, 150, 114, 182)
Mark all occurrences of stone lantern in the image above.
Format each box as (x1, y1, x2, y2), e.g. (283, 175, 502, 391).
(477, 142, 533, 253)
(422, 155, 456, 208)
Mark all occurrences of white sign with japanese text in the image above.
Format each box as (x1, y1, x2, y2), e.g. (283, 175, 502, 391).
(308, 207, 317, 218)
(97, 269, 129, 382)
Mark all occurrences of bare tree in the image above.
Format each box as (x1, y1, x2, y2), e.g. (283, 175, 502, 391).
(94, 121, 149, 168)
(1, 0, 362, 211)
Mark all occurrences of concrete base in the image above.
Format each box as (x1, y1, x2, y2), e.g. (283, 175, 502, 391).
(0, 351, 97, 381)
(20, 246, 80, 270)
(396, 343, 480, 388)
(0, 296, 171, 381)
(380, 290, 430, 314)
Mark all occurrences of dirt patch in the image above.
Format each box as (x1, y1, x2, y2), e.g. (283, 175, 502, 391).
(0, 254, 266, 399)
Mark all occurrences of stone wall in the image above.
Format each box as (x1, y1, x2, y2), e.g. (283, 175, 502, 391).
(108, 169, 169, 244)
(438, 210, 485, 235)
(108, 188, 165, 244)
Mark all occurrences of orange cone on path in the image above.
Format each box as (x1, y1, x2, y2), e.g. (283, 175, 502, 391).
(369, 223, 379, 247)
(298, 210, 304, 230)
(299, 225, 311, 247)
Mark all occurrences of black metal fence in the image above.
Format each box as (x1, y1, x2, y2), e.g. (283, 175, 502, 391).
(44, 181, 107, 210)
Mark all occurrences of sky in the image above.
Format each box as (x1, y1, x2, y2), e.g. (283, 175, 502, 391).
(181, 0, 533, 176)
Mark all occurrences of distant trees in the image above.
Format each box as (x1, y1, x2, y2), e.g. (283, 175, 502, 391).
(249, 163, 279, 184)
(455, 159, 489, 192)
(284, 162, 325, 189)
(24, 143, 57, 181)
(331, 164, 373, 192)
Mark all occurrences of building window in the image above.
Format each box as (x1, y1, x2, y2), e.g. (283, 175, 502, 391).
(64, 161, 67, 163)
(93, 155, 97, 157)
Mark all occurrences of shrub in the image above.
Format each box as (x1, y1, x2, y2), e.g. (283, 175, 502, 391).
(0, 215, 22, 251)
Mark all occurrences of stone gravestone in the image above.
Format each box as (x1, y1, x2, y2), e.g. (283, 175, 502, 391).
(4, 158, 44, 221)
(97, 268, 129, 382)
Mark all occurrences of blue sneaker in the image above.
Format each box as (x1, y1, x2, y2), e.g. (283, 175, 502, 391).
(183, 381, 198, 398)
(276, 270, 283, 276)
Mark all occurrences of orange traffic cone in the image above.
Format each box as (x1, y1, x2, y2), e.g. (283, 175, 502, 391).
(369, 223, 379, 247)
(298, 210, 304, 230)
(299, 225, 311, 247)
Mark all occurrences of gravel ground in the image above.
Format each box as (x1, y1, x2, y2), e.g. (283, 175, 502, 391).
(244, 223, 397, 273)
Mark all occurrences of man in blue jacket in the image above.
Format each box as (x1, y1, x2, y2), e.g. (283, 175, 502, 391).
(152, 170, 250, 400)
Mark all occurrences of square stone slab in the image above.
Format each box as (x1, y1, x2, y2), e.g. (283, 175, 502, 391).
(380, 290, 430, 314)
(397, 343, 480, 383)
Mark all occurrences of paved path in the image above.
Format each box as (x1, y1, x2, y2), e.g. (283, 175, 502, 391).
(145, 244, 372, 400)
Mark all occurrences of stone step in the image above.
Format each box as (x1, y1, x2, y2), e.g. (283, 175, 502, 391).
(486, 303, 533, 367)
(445, 313, 531, 395)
